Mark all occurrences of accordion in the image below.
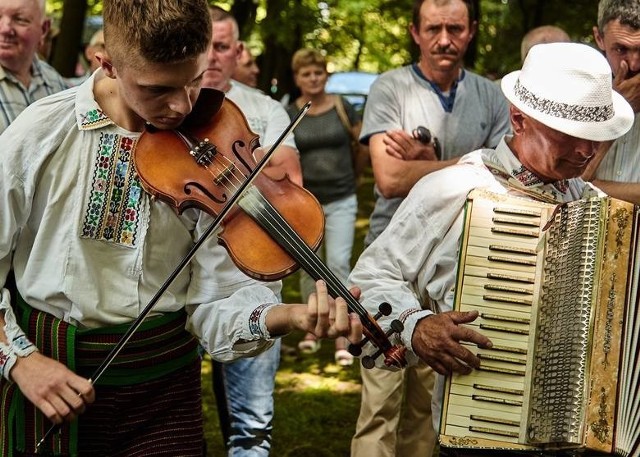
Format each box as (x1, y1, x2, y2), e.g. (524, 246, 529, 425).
(439, 189, 640, 456)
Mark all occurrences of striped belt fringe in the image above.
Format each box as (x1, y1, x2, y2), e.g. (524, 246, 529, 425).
(1, 297, 199, 457)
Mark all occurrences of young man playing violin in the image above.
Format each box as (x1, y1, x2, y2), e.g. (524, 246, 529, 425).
(0, 1, 361, 456)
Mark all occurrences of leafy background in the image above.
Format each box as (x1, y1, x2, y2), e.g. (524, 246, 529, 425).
(46, 0, 599, 98)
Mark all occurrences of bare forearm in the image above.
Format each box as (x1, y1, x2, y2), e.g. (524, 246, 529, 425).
(369, 132, 459, 198)
(373, 157, 459, 198)
(260, 145, 302, 186)
(264, 304, 301, 336)
(354, 146, 370, 183)
(591, 179, 640, 205)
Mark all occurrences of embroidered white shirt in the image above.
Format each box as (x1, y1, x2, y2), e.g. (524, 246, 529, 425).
(0, 72, 282, 363)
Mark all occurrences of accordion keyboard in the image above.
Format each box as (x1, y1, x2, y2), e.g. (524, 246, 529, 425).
(441, 190, 636, 454)
(442, 196, 551, 443)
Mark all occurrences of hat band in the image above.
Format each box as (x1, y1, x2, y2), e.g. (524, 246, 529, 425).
(514, 80, 614, 123)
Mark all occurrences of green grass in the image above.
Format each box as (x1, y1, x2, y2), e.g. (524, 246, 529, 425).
(201, 170, 376, 456)
(202, 335, 364, 456)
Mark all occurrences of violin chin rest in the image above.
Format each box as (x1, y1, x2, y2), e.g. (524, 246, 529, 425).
(181, 88, 226, 129)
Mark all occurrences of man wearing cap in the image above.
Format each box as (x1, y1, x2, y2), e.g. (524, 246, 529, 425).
(348, 41, 634, 456)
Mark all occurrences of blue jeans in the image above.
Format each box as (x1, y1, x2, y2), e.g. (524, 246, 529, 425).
(213, 340, 281, 457)
(299, 193, 358, 299)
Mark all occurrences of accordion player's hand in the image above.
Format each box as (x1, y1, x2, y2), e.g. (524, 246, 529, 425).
(411, 310, 493, 376)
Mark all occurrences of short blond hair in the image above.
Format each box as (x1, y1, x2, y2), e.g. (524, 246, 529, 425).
(291, 49, 327, 74)
(103, 0, 211, 68)
(209, 5, 240, 40)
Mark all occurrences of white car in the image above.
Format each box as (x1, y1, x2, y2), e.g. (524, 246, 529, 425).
(325, 71, 378, 115)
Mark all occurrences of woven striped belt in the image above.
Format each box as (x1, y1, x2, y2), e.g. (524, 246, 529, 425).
(1, 296, 199, 456)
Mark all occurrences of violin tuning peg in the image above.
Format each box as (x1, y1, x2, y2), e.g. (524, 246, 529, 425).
(348, 335, 370, 356)
(347, 343, 362, 357)
(361, 354, 378, 369)
(382, 320, 404, 339)
(373, 302, 392, 321)
(390, 319, 404, 334)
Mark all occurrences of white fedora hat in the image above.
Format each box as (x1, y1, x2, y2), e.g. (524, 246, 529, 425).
(501, 42, 634, 142)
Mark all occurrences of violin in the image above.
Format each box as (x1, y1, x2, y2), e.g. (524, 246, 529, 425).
(133, 88, 407, 369)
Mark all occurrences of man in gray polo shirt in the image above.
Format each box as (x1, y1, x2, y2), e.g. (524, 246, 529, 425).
(350, 0, 509, 456)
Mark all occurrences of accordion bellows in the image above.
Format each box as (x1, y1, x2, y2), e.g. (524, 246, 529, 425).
(439, 188, 639, 456)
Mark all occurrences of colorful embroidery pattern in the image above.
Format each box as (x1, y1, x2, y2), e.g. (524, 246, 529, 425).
(512, 164, 569, 194)
(512, 164, 543, 187)
(249, 303, 273, 338)
(80, 108, 110, 129)
(82, 133, 143, 247)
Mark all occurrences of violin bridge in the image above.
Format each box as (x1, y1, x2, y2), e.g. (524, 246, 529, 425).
(214, 164, 237, 185)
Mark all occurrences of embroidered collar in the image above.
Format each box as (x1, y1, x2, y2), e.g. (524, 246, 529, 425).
(482, 137, 571, 203)
(411, 63, 465, 113)
(75, 71, 114, 130)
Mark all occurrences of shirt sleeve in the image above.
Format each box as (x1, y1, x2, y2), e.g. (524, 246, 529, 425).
(348, 163, 489, 368)
(0, 105, 58, 379)
(359, 75, 402, 144)
(485, 85, 511, 148)
(261, 98, 297, 150)
(183, 210, 283, 362)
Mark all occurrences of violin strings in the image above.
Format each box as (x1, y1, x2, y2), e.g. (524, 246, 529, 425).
(207, 151, 343, 288)
(245, 192, 371, 320)
(200, 150, 372, 321)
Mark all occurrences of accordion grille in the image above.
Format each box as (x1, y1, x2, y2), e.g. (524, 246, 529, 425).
(528, 199, 603, 443)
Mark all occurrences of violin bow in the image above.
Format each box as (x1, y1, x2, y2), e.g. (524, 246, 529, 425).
(35, 102, 311, 452)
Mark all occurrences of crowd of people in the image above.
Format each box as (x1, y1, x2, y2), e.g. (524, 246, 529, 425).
(0, 0, 638, 456)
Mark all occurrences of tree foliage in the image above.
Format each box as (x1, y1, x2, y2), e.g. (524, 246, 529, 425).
(45, 0, 596, 92)
(475, 0, 598, 78)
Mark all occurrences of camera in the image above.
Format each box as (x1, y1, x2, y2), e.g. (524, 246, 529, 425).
(412, 126, 441, 160)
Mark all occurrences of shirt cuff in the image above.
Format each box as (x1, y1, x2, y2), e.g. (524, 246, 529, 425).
(248, 302, 279, 340)
(0, 337, 38, 382)
(0, 343, 17, 381)
(1, 290, 38, 381)
(399, 308, 434, 356)
(227, 302, 279, 357)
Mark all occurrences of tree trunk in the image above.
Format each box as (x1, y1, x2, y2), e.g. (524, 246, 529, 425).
(52, 0, 87, 77)
(259, 0, 303, 100)
(230, 0, 259, 40)
(464, 0, 480, 68)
